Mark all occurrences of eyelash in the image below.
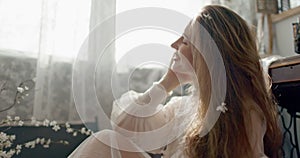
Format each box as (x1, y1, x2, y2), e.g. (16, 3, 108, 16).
(182, 41, 188, 45)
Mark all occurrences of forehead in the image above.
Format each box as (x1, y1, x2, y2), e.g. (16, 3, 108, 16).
(182, 17, 206, 49)
(182, 18, 197, 41)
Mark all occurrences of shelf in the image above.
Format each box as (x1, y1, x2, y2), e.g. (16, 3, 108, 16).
(271, 6, 300, 23)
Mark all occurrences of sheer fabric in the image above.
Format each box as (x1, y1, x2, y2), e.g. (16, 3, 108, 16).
(69, 83, 268, 158)
(69, 83, 195, 157)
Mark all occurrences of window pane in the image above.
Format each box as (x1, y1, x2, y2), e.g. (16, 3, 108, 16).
(0, 0, 91, 58)
(49, 0, 91, 58)
(0, 0, 42, 55)
(115, 0, 207, 68)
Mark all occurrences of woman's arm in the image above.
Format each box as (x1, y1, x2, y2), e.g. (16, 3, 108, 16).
(158, 68, 180, 93)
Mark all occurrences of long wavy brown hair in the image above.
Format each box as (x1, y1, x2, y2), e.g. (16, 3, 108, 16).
(184, 5, 282, 158)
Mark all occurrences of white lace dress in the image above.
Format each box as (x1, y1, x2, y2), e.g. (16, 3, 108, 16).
(68, 83, 268, 158)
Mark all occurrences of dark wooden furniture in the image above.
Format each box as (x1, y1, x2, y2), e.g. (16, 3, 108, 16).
(269, 55, 300, 158)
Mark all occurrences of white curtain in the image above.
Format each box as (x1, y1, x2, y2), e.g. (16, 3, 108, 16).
(72, 0, 116, 130)
(0, 0, 116, 125)
(0, 0, 256, 125)
(33, 0, 92, 122)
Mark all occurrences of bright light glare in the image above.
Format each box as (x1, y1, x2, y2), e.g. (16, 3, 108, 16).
(115, 28, 179, 63)
(115, 0, 206, 67)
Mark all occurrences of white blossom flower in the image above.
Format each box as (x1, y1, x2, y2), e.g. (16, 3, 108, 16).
(43, 144, 49, 148)
(4, 141, 12, 148)
(35, 138, 40, 144)
(18, 121, 24, 126)
(46, 139, 51, 145)
(24, 142, 35, 149)
(65, 122, 70, 128)
(17, 87, 24, 93)
(216, 102, 228, 113)
(25, 141, 36, 149)
(40, 138, 45, 145)
(202, 13, 212, 20)
(6, 116, 12, 121)
(0, 132, 9, 142)
(50, 121, 57, 126)
(24, 142, 31, 148)
(66, 128, 73, 133)
(85, 130, 91, 135)
(58, 140, 69, 145)
(80, 128, 86, 134)
(24, 86, 29, 91)
(0, 116, 83, 157)
(7, 149, 15, 157)
(43, 119, 50, 127)
(73, 132, 77, 136)
(14, 116, 20, 121)
(52, 125, 60, 132)
(16, 149, 21, 155)
(9, 135, 16, 141)
(30, 143, 35, 149)
(35, 122, 40, 127)
(0, 151, 7, 158)
(16, 145, 22, 150)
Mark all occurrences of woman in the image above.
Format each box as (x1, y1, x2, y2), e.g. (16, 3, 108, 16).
(69, 5, 282, 158)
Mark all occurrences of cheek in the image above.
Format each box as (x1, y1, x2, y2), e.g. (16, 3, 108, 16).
(183, 48, 193, 64)
(187, 51, 193, 64)
(178, 44, 193, 64)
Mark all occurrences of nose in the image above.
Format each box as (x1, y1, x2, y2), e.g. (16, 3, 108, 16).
(171, 37, 183, 50)
(171, 41, 178, 50)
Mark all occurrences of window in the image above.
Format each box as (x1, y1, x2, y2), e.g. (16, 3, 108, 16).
(0, 0, 91, 59)
(115, 0, 208, 72)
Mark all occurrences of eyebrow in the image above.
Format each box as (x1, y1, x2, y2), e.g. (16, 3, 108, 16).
(182, 35, 191, 43)
(182, 34, 189, 40)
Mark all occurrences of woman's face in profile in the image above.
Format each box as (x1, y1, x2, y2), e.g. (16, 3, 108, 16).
(169, 36, 194, 84)
(171, 36, 193, 64)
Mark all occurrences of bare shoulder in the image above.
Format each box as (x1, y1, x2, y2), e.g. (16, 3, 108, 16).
(244, 99, 267, 133)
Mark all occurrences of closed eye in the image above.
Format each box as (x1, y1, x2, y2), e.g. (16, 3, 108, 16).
(182, 40, 188, 45)
(182, 37, 189, 45)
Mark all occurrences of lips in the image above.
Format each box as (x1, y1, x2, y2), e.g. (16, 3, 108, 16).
(170, 51, 193, 84)
(172, 52, 180, 61)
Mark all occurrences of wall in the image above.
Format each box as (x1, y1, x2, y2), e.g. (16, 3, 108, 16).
(272, 9, 300, 57)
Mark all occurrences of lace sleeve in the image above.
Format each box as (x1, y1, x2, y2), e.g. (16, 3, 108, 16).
(111, 82, 169, 125)
(110, 82, 182, 154)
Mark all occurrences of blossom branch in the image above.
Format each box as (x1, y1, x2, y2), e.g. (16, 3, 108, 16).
(0, 79, 35, 112)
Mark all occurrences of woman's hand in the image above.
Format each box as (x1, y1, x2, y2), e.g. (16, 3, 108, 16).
(158, 69, 180, 93)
